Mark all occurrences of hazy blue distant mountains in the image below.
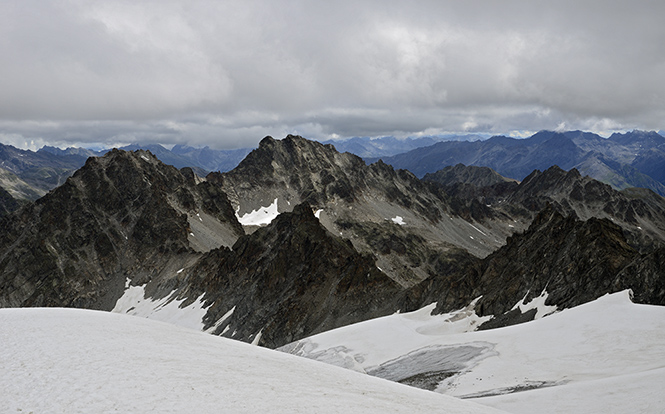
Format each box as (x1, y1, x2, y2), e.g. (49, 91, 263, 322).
(0, 142, 254, 203)
(116, 144, 252, 175)
(3, 129, 665, 205)
(39, 145, 104, 158)
(321, 134, 485, 158)
(42, 142, 253, 174)
(170, 144, 253, 173)
(372, 130, 665, 196)
(0, 143, 93, 202)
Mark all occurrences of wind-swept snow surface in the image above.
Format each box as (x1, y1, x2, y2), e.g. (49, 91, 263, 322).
(281, 291, 665, 414)
(0, 308, 508, 414)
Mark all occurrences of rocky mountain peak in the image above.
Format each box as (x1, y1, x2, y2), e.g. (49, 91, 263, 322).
(220, 135, 506, 283)
(423, 163, 515, 188)
(609, 130, 665, 146)
(467, 204, 660, 327)
(3, 132, 665, 353)
(516, 165, 584, 195)
(183, 201, 402, 348)
(0, 148, 243, 310)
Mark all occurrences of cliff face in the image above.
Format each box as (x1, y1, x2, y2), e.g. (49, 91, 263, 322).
(474, 206, 639, 315)
(0, 149, 243, 310)
(219, 135, 514, 289)
(180, 203, 402, 348)
(0, 187, 22, 217)
(406, 205, 665, 329)
(0, 147, 404, 348)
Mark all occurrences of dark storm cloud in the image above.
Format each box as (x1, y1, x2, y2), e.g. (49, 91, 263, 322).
(1, 0, 664, 149)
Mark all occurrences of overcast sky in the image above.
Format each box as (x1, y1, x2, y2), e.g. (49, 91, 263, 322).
(1, 1, 664, 150)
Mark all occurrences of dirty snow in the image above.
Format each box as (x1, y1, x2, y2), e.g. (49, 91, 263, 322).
(281, 290, 665, 414)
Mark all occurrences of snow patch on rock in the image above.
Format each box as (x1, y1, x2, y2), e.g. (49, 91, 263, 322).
(236, 198, 280, 226)
(391, 216, 406, 225)
(112, 284, 208, 331)
(511, 290, 558, 319)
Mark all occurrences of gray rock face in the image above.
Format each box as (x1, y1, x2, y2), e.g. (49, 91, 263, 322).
(500, 166, 665, 253)
(179, 203, 403, 348)
(0, 147, 406, 347)
(219, 135, 512, 288)
(411, 164, 665, 326)
(473, 206, 649, 317)
(0, 149, 244, 310)
(401, 204, 665, 330)
(0, 187, 22, 217)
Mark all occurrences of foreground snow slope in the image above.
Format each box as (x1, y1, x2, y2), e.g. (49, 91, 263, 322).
(281, 290, 665, 414)
(0, 308, 507, 414)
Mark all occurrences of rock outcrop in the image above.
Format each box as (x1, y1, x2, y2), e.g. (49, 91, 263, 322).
(405, 205, 665, 329)
(0, 187, 21, 217)
(0, 149, 243, 310)
(179, 203, 402, 348)
(219, 135, 512, 288)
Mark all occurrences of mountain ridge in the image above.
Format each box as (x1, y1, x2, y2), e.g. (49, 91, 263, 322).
(373, 130, 665, 196)
(1, 135, 665, 349)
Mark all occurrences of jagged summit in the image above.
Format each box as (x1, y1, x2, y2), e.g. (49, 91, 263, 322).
(223, 134, 367, 210)
(221, 134, 513, 288)
(0, 149, 243, 310)
(180, 201, 402, 348)
(500, 165, 665, 252)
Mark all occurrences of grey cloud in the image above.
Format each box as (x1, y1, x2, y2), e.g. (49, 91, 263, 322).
(1, 1, 664, 149)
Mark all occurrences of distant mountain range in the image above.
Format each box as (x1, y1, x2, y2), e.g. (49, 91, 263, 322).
(0, 134, 481, 206)
(0, 143, 92, 201)
(0, 142, 253, 205)
(2, 129, 665, 211)
(372, 130, 665, 196)
(321, 134, 486, 158)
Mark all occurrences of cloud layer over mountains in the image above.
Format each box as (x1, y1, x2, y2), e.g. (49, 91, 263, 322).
(2, 1, 664, 149)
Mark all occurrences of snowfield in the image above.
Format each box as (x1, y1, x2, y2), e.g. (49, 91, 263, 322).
(235, 198, 280, 226)
(0, 307, 508, 414)
(281, 290, 665, 414)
